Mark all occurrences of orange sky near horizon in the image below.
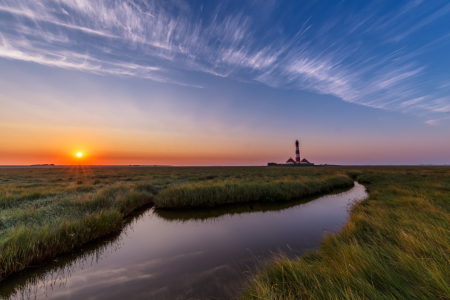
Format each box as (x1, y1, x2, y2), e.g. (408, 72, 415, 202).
(1, 121, 285, 165)
(2, 119, 450, 166)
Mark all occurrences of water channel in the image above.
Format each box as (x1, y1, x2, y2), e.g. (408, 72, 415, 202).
(0, 182, 368, 300)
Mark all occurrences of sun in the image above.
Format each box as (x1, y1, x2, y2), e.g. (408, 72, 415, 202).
(77, 152, 83, 157)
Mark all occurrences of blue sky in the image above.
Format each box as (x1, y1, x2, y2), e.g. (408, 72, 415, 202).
(1, 0, 450, 165)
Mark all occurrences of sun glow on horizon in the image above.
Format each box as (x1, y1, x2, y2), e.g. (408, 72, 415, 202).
(77, 152, 83, 157)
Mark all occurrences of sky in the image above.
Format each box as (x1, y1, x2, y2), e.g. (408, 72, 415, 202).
(0, 0, 450, 165)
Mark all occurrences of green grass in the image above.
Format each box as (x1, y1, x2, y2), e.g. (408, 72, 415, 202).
(155, 176, 353, 208)
(154, 184, 356, 222)
(241, 166, 450, 300)
(0, 185, 153, 279)
(0, 206, 151, 299)
(0, 165, 353, 280)
(0, 166, 166, 279)
(4, 164, 449, 300)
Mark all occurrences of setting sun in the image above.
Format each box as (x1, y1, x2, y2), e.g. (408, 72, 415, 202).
(77, 152, 83, 157)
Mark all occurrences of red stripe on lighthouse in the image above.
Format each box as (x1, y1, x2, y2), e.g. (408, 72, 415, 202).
(295, 140, 300, 163)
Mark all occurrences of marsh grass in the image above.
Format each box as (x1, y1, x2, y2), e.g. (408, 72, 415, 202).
(0, 165, 352, 279)
(155, 176, 353, 209)
(0, 166, 166, 279)
(154, 184, 356, 222)
(242, 167, 450, 299)
(0, 186, 153, 279)
(0, 206, 152, 300)
(5, 164, 446, 300)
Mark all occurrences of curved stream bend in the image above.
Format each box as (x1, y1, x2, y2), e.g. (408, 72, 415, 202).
(1, 182, 368, 300)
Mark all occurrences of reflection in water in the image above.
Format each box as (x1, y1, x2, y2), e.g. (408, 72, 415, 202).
(154, 185, 359, 223)
(0, 207, 150, 300)
(1, 182, 367, 300)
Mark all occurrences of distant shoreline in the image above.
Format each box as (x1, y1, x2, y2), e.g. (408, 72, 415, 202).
(0, 164, 448, 169)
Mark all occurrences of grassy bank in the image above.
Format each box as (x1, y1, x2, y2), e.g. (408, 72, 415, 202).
(242, 167, 450, 299)
(154, 183, 355, 223)
(0, 205, 152, 299)
(154, 176, 353, 209)
(0, 166, 352, 280)
(0, 185, 153, 279)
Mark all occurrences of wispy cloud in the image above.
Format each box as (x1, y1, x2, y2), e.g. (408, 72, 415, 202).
(426, 114, 450, 125)
(0, 0, 449, 115)
(0, 33, 160, 76)
(390, 2, 450, 42)
(0, 5, 118, 38)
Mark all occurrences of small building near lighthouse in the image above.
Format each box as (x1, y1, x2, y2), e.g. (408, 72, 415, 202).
(286, 158, 296, 164)
(301, 158, 311, 164)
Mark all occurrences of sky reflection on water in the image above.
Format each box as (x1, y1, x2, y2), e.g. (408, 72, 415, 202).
(1, 182, 367, 300)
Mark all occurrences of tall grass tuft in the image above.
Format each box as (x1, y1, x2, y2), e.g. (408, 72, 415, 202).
(0, 210, 122, 279)
(0, 176, 154, 279)
(155, 176, 353, 209)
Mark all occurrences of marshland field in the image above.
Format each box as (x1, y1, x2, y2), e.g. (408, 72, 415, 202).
(0, 165, 449, 299)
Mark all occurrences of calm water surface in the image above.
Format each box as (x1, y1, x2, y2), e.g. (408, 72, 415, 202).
(1, 182, 367, 300)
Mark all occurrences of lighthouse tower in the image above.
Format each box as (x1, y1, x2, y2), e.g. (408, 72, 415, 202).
(295, 140, 300, 163)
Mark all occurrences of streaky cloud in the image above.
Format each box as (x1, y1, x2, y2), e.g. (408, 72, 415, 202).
(0, 0, 449, 116)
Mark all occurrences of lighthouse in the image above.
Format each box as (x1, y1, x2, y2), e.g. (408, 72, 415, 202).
(268, 139, 314, 166)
